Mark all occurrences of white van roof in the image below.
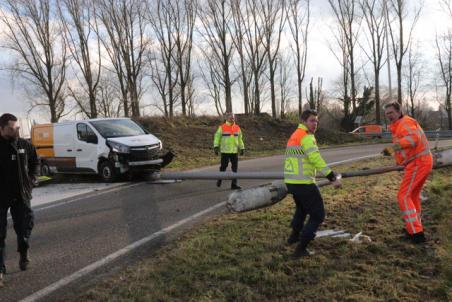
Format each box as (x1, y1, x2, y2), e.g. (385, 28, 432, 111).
(52, 117, 131, 126)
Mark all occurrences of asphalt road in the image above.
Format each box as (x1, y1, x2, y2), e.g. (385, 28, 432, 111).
(2, 140, 452, 302)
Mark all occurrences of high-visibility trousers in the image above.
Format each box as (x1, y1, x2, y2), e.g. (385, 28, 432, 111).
(397, 153, 433, 235)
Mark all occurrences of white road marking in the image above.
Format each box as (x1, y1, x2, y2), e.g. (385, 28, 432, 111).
(33, 183, 142, 213)
(7, 183, 142, 220)
(19, 201, 227, 302)
(329, 154, 381, 167)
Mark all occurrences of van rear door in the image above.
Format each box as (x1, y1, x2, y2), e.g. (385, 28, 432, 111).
(74, 123, 99, 173)
(52, 124, 76, 172)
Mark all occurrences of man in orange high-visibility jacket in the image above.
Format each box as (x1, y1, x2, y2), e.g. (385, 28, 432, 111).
(213, 113, 245, 190)
(382, 102, 433, 244)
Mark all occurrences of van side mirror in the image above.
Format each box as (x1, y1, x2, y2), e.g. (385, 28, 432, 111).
(86, 134, 98, 144)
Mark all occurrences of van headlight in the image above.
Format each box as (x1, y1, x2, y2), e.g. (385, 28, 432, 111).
(108, 141, 130, 154)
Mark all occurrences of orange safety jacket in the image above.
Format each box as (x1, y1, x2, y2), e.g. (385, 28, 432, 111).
(213, 122, 245, 154)
(389, 115, 431, 166)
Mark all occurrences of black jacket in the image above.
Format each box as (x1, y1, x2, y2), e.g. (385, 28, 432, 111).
(0, 136, 39, 203)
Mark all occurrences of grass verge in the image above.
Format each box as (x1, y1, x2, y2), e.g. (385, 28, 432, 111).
(74, 159, 451, 302)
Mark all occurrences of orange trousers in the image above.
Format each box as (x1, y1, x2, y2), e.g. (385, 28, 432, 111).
(397, 154, 433, 235)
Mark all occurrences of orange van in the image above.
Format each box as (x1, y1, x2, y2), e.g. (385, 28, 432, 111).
(350, 124, 383, 137)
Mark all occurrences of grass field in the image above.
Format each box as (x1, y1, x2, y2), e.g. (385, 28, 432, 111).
(73, 157, 452, 302)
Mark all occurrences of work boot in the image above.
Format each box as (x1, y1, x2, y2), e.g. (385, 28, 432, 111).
(287, 230, 300, 245)
(0, 272, 4, 288)
(293, 236, 310, 258)
(411, 232, 426, 244)
(19, 251, 30, 271)
(231, 184, 242, 190)
(293, 246, 315, 258)
(216, 180, 222, 187)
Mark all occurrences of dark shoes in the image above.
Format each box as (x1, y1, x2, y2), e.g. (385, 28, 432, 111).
(411, 232, 426, 244)
(19, 251, 30, 271)
(217, 180, 241, 190)
(287, 230, 300, 245)
(402, 230, 427, 244)
(293, 245, 315, 258)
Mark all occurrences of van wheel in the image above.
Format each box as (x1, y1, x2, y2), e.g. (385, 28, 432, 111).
(99, 161, 117, 182)
(41, 163, 52, 176)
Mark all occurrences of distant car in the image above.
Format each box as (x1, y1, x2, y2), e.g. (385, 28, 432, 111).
(31, 118, 172, 182)
(350, 124, 384, 138)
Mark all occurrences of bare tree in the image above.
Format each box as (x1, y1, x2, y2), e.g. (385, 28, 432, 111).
(386, 0, 422, 105)
(243, 0, 268, 114)
(287, 0, 310, 118)
(261, 0, 286, 118)
(58, 0, 101, 118)
(360, 0, 386, 124)
(231, 0, 251, 114)
(440, 0, 452, 17)
(277, 52, 293, 118)
(97, 0, 148, 117)
(171, 0, 197, 116)
(148, 0, 180, 117)
(199, 57, 224, 116)
(307, 77, 323, 112)
(328, 0, 361, 113)
(97, 77, 122, 117)
(0, 0, 68, 122)
(436, 31, 452, 130)
(403, 40, 423, 118)
(198, 0, 235, 113)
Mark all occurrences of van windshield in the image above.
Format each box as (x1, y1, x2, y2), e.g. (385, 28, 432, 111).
(90, 119, 147, 138)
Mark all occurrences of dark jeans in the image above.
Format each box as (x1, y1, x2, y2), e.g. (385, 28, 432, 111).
(219, 153, 239, 186)
(286, 183, 325, 245)
(0, 199, 34, 273)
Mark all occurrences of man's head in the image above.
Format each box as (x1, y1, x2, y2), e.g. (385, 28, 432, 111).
(225, 112, 235, 123)
(0, 113, 20, 140)
(301, 109, 318, 133)
(384, 102, 402, 124)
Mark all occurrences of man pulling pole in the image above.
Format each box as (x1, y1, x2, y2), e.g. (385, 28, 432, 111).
(382, 102, 433, 244)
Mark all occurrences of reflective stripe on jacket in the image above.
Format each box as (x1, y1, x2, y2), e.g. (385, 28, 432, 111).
(213, 122, 245, 154)
(389, 115, 431, 166)
(284, 124, 331, 184)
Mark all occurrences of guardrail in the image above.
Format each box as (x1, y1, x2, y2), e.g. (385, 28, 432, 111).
(361, 130, 452, 138)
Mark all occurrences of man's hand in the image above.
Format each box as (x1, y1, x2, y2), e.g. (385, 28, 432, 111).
(382, 146, 393, 156)
(214, 147, 219, 156)
(240, 149, 245, 156)
(382, 144, 401, 156)
(381, 146, 394, 156)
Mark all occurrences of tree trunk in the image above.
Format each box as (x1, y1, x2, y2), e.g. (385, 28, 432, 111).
(375, 68, 381, 124)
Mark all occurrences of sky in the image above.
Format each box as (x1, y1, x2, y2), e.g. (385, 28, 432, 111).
(0, 0, 450, 122)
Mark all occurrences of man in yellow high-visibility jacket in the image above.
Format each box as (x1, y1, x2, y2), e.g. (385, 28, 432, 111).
(213, 113, 245, 190)
(284, 109, 341, 258)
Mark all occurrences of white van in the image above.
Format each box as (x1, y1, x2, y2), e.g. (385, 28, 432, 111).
(31, 118, 172, 181)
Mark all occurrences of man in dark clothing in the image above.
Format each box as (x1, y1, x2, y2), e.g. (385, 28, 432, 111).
(0, 113, 39, 287)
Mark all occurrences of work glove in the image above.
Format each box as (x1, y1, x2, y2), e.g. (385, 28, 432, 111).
(382, 146, 393, 156)
(332, 173, 342, 189)
(240, 149, 245, 156)
(382, 144, 401, 156)
(214, 146, 219, 156)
